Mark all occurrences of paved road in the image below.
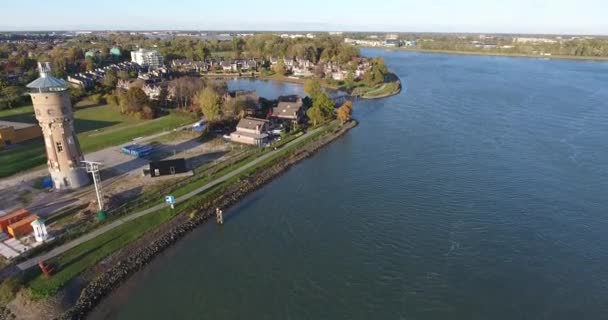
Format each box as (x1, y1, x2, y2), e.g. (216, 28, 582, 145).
(16, 127, 322, 271)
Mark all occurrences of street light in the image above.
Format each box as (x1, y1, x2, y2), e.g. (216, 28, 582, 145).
(82, 161, 104, 213)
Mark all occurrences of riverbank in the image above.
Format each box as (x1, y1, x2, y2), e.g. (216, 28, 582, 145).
(55, 120, 356, 320)
(362, 46, 608, 62)
(259, 74, 402, 100)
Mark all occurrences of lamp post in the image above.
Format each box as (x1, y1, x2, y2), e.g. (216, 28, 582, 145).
(83, 161, 105, 218)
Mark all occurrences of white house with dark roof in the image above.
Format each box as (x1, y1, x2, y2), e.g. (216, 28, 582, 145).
(230, 117, 269, 146)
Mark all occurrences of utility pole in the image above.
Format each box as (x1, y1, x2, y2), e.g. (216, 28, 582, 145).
(83, 161, 104, 212)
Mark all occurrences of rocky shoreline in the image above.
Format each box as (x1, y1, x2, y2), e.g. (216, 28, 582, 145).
(58, 121, 357, 320)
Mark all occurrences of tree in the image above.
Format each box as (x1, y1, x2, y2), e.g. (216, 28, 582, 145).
(106, 93, 119, 107)
(103, 69, 118, 88)
(198, 87, 221, 122)
(120, 87, 149, 115)
(337, 100, 353, 124)
(0, 86, 24, 109)
(364, 57, 389, 87)
(304, 78, 322, 99)
(306, 92, 336, 126)
(274, 59, 286, 76)
(306, 105, 324, 127)
(313, 92, 336, 120)
(117, 70, 130, 80)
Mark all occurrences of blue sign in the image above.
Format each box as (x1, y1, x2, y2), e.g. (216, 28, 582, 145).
(165, 195, 175, 205)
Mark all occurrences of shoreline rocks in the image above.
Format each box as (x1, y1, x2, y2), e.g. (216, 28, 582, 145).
(59, 121, 356, 320)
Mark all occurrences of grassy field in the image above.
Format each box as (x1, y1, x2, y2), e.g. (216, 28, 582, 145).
(26, 207, 178, 299)
(22, 123, 337, 299)
(0, 103, 194, 178)
(352, 81, 401, 98)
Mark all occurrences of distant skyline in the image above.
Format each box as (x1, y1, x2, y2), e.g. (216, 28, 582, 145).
(1, 0, 607, 35)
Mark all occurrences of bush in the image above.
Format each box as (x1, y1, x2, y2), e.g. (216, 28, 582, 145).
(88, 94, 105, 105)
(0, 277, 22, 305)
(105, 94, 119, 106)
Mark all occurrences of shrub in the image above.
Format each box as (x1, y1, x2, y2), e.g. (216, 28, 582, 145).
(0, 277, 22, 305)
(88, 93, 105, 105)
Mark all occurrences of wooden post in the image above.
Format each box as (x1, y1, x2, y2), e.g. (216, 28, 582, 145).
(216, 208, 224, 225)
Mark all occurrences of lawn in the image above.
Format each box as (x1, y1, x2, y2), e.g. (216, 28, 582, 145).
(0, 105, 36, 123)
(0, 103, 195, 178)
(26, 207, 178, 299)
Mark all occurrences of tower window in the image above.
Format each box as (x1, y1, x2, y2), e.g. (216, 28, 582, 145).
(56, 142, 63, 152)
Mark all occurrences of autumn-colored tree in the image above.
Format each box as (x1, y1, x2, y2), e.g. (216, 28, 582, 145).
(274, 59, 287, 76)
(103, 69, 118, 88)
(337, 100, 353, 124)
(119, 87, 150, 115)
(199, 87, 221, 122)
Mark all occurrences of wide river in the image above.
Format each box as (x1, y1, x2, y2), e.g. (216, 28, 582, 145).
(90, 49, 608, 319)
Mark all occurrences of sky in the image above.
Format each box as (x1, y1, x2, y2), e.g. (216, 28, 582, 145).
(0, 0, 607, 35)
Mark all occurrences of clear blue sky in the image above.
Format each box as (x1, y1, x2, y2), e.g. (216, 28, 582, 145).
(1, 0, 606, 35)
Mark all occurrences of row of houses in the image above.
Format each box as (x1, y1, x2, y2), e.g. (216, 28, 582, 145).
(67, 61, 140, 89)
(171, 58, 260, 73)
(344, 38, 417, 48)
(116, 78, 173, 101)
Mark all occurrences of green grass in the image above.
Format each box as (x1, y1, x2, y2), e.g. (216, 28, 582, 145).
(23, 124, 338, 299)
(352, 81, 400, 98)
(0, 103, 194, 177)
(0, 140, 46, 177)
(0, 105, 36, 123)
(27, 208, 178, 299)
(78, 112, 193, 153)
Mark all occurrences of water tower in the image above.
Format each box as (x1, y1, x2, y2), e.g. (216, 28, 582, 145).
(26, 62, 90, 190)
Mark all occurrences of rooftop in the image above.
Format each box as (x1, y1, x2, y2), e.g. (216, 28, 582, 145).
(236, 117, 269, 131)
(0, 120, 37, 130)
(26, 62, 68, 92)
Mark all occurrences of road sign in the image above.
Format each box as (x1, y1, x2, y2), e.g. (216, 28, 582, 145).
(165, 195, 175, 209)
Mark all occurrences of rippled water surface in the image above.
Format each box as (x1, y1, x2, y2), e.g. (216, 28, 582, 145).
(90, 50, 608, 320)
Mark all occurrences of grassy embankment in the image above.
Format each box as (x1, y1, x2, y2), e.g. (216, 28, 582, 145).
(260, 73, 401, 99)
(362, 46, 608, 62)
(0, 102, 194, 178)
(21, 123, 338, 299)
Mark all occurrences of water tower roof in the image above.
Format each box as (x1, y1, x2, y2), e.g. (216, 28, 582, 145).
(26, 62, 68, 91)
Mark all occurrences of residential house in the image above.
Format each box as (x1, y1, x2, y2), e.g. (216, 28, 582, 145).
(67, 74, 95, 89)
(142, 83, 163, 100)
(220, 60, 234, 72)
(229, 117, 269, 146)
(272, 95, 305, 124)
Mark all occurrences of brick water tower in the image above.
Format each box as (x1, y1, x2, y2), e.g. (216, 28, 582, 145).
(26, 62, 90, 190)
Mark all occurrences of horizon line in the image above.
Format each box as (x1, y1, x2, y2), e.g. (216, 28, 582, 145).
(1, 29, 606, 37)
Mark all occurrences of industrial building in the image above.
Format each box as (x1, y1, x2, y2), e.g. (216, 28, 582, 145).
(0, 120, 42, 149)
(27, 62, 90, 190)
